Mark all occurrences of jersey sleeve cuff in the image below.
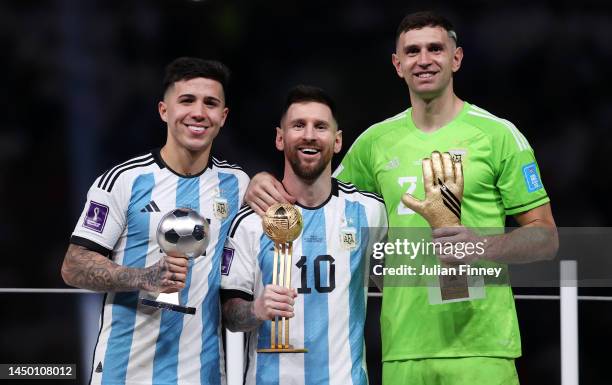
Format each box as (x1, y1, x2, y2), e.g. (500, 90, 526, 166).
(220, 289, 254, 303)
(70, 235, 112, 257)
(505, 195, 550, 216)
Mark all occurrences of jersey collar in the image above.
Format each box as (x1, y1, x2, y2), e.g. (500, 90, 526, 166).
(294, 178, 339, 211)
(151, 148, 212, 178)
(406, 101, 471, 141)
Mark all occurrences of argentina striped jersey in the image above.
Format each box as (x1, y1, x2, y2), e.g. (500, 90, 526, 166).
(221, 179, 387, 385)
(71, 149, 249, 385)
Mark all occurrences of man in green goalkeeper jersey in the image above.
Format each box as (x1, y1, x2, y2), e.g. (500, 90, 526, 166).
(245, 11, 558, 385)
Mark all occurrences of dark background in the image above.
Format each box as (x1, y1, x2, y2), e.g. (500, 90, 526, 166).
(1, 1, 611, 384)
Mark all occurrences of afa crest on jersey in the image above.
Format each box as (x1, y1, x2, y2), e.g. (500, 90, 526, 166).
(214, 197, 229, 219)
(340, 226, 357, 250)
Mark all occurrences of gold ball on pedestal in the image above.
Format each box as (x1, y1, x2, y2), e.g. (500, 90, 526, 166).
(262, 203, 303, 243)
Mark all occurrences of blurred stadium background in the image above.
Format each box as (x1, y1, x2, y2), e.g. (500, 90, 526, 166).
(1, 1, 612, 384)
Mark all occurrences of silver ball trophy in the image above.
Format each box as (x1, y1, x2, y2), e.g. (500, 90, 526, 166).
(140, 208, 209, 315)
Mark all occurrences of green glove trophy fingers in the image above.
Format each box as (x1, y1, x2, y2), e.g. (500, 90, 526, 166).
(401, 151, 464, 229)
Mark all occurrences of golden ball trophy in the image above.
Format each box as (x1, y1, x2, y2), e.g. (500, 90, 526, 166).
(258, 203, 307, 353)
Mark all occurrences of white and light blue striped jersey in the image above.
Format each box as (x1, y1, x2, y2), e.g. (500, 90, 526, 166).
(221, 179, 387, 385)
(71, 149, 249, 385)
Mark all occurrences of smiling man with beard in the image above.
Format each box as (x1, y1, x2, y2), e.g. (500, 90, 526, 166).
(220, 85, 387, 385)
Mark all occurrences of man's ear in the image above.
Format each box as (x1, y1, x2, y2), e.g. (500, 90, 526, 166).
(219, 107, 229, 127)
(392, 53, 404, 79)
(452, 46, 464, 73)
(275, 126, 284, 151)
(334, 130, 342, 154)
(158, 101, 168, 122)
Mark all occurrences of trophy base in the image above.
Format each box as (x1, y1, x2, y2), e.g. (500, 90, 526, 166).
(139, 298, 196, 315)
(439, 262, 470, 301)
(257, 346, 308, 354)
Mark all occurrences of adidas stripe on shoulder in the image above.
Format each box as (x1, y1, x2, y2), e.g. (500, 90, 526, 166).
(97, 153, 156, 193)
(467, 105, 531, 151)
(212, 157, 243, 171)
(345, 109, 409, 155)
(337, 180, 384, 204)
(228, 205, 256, 238)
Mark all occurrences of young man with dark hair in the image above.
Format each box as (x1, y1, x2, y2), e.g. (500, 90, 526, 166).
(245, 11, 558, 385)
(221, 85, 387, 385)
(62, 57, 249, 385)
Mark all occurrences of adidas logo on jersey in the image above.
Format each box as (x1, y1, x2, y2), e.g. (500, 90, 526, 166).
(141, 200, 160, 213)
(95, 362, 103, 373)
(384, 157, 400, 170)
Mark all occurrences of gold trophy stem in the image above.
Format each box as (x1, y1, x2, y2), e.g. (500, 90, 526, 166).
(271, 245, 278, 348)
(284, 242, 292, 348)
(278, 243, 286, 346)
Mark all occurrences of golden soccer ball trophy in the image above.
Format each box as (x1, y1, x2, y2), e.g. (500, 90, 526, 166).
(259, 203, 307, 353)
(262, 203, 303, 243)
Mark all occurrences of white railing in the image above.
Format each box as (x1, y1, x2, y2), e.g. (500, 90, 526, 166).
(560, 260, 579, 385)
(0, 260, 589, 385)
(224, 260, 581, 385)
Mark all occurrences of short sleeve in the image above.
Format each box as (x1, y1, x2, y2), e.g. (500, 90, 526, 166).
(220, 214, 258, 298)
(70, 174, 128, 256)
(497, 149, 550, 216)
(368, 198, 389, 251)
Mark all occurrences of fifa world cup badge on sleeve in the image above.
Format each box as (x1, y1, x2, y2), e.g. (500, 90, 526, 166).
(259, 203, 307, 353)
(83, 201, 109, 233)
(140, 208, 210, 315)
(522, 162, 543, 192)
(221, 247, 234, 276)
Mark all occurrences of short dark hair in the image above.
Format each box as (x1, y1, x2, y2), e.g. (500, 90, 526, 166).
(396, 11, 457, 44)
(162, 57, 231, 97)
(281, 85, 337, 123)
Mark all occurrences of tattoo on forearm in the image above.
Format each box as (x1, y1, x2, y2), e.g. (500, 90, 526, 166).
(141, 262, 165, 291)
(223, 299, 261, 332)
(62, 244, 165, 292)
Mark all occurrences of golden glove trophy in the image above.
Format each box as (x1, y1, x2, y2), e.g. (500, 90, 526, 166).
(401, 151, 469, 300)
(258, 203, 307, 353)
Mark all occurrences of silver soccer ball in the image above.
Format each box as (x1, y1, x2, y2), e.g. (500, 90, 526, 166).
(156, 208, 209, 258)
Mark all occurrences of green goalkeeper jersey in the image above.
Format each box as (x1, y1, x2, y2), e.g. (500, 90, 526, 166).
(335, 101, 550, 360)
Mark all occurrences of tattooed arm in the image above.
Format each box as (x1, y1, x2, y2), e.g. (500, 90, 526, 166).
(61, 244, 188, 293)
(222, 284, 297, 332)
(222, 298, 261, 332)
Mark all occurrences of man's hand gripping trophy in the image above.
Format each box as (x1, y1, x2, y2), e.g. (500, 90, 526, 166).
(401, 151, 470, 300)
(401, 151, 463, 228)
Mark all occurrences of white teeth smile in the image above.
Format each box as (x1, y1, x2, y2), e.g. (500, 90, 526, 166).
(416, 72, 435, 78)
(188, 125, 205, 133)
(300, 148, 319, 154)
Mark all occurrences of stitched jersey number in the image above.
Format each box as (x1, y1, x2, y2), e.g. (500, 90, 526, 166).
(397, 176, 418, 215)
(296, 255, 336, 294)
